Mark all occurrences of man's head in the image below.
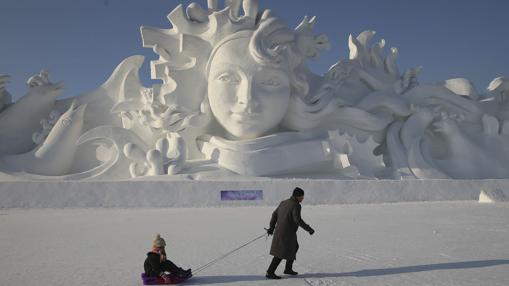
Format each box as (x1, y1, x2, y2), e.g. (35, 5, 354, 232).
(292, 187, 305, 202)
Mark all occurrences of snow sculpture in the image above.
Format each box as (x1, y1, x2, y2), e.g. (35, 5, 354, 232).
(0, 100, 86, 176)
(1, 0, 508, 180)
(0, 74, 12, 112)
(0, 71, 63, 155)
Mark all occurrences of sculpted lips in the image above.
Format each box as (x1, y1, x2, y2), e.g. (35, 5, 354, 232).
(231, 112, 260, 123)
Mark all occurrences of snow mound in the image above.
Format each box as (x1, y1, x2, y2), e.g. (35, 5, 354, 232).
(479, 189, 508, 203)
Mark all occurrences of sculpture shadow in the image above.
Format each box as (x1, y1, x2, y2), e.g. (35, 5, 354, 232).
(187, 259, 509, 285)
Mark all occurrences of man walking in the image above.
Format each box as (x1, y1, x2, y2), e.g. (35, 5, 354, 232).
(265, 187, 315, 279)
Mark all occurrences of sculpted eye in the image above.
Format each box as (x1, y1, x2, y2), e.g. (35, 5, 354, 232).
(61, 118, 72, 127)
(217, 73, 239, 84)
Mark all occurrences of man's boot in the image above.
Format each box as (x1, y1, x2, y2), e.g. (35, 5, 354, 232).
(284, 260, 298, 275)
(266, 257, 282, 279)
(265, 272, 282, 279)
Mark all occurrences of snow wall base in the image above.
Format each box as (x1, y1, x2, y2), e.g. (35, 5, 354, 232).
(1, 179, 509, 208)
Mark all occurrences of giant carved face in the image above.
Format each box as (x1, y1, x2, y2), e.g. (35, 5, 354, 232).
(207, 36, 291, 139)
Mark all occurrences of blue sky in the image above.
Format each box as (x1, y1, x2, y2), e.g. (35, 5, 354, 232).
(1, 0, 508, 100)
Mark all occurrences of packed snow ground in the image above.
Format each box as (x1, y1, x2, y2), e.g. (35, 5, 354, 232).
(0, 202, 508, 286)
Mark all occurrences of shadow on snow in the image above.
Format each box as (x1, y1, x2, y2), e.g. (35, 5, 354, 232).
(187, 259, 509, 285)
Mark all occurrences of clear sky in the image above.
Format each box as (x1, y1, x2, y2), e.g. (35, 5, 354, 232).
(1, 0, 508, 100)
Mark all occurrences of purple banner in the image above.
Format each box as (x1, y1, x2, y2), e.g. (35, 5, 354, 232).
(220, 190, 263, 201)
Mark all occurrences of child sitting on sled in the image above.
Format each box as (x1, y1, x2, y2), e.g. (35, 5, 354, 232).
(144, 233, 192, 283)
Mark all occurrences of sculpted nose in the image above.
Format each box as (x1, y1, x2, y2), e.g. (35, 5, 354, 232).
(237, 78, 252, 104)
(236, 77, 258, 112)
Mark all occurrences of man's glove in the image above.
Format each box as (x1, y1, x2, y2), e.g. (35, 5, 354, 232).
(266, 228, 274, 235)
(308, 228, 315, 235)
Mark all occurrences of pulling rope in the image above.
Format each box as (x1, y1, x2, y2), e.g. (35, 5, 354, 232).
(193, 232, 268, 274)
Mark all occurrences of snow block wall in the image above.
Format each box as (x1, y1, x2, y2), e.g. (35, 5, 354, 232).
(1, 179, 509, 208)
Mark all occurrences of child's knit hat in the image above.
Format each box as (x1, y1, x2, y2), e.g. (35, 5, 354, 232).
(152, 233, 166, 248)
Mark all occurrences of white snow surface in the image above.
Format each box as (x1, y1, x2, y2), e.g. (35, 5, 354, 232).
(1, 202, 508, 286)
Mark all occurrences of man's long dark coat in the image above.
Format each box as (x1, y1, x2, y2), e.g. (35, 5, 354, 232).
(269, 197, 312, 260)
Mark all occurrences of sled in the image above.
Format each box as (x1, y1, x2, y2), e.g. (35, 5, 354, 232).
(141, 273, 192, 285)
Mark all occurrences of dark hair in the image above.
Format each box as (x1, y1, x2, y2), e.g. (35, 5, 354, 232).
(292, 187, 304, 197)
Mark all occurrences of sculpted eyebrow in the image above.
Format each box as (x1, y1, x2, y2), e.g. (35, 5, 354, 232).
(212, 63, 242, 71)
